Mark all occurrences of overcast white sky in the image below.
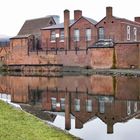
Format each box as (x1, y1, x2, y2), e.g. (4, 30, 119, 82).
(0, 0, 140, 36)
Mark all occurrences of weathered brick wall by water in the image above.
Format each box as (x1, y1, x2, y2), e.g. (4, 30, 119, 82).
(115, 44, 140, 68)
(1, 42, 140, 69)
(90, 48, 114, 69)
(3, 43, 114, 69)
(56, 51, 91, 67)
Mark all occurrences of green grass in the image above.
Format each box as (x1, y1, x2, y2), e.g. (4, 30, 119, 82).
(0, 101, 77, 140)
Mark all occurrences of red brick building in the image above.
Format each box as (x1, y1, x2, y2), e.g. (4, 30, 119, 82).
(10, 16, 57, 51)
(41, 7, 140, 51)
(41, 10, 97, 50)
(96, 7, 140, 42)
(0, 7, 140, 69)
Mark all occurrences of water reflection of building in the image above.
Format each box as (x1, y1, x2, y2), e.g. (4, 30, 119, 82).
(41, 90, 140, 133)
(0, 75, 140, 133)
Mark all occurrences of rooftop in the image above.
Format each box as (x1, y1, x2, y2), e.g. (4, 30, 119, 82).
(18, 16, 56, 36)
(42, 16, 97, 30)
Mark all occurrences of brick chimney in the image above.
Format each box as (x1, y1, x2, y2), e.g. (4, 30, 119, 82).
(64, 9, 70, 50)
(135, 17, 140, 23)
(106, 7, 113, 17)
(74, 10, 82, 20)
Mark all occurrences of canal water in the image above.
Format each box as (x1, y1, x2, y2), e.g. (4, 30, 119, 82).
(0, 74, 140, 140)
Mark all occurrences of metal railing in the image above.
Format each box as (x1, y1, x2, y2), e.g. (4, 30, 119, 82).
(27, 36, 116, 55)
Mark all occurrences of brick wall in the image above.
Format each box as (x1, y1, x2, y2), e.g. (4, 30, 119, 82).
(70, 17, 97, 49)
(41, 17, 97, 50)
(96, 17, 121, 41)
(4, 44, 114, 69)
(115, 44, 139, 68)
(41, 29, 65, 50)
(96, 7, 140, 42)
(1, 42, 140, 69)
(90, 48, 114, 69)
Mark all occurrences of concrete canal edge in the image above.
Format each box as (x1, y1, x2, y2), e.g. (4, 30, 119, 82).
(62, 66, 140, 77)
(1, 64, 140, 77)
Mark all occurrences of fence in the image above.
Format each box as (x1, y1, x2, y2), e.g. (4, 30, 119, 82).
(28, 36, 115, 55)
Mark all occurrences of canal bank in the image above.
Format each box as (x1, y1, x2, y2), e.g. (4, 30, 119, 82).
(1, 64, 140, 77)
(0, 100, 79, 140)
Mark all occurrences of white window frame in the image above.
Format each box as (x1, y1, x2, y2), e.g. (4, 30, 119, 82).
(74, 29, 80, 42)
(50, 31, 56, 42)
(133, 27, 137, 41)
(127, 25, 131, 41)
(86, 28, 91, 41)
(98, 27, 105, 40)
(127, 101, 131, 115)
(74, 99, 80, 111)
(60, 98, 65, 111)
(51, 97, 57, 110)
(86, 99, 92, 112)
(134, 102, 137, 112)
(60, 30, 64, 42)
(99, 100, 105, 114)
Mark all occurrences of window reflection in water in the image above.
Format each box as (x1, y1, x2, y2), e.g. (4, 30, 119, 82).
(0, 75, 140, 136)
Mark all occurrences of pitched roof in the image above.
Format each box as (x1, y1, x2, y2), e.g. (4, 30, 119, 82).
(42, 20, 75, 30)
(10, 34, 32, 39)
(18, 16, 56, 36)
(70, 16, 97, 27)
(83, 17, 97, 25)
(114, 16, 140, 26)
(41, 16, 97, 30)
(96, 16, 140, 27)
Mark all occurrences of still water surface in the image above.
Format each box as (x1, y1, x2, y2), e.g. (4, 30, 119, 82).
(0, 75, 140, 140)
